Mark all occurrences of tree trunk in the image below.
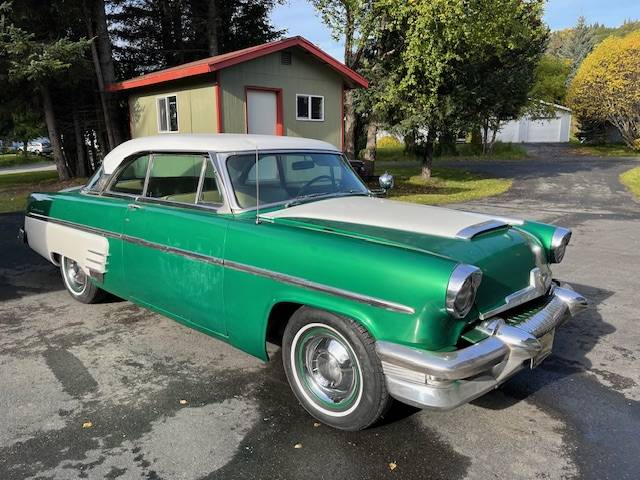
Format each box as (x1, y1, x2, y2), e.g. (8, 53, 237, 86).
(364, 121, 377, 162)
(421, 131, 436, 179)
(207, 0, 219, 56)
(343, 90, 356, 158)
(40, 84, 70, 180)
(73, 102, 87, 177)
(83, 2, 116, 152)
(22, 137, 28, 157)
(92, 0, 124, 146)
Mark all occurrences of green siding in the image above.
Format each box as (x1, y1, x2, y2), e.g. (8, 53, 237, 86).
(219, 49, 343, 147)
(130, 83, 218, 138)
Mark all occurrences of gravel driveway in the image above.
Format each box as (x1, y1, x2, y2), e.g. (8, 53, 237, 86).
(1, 145, 639, 479)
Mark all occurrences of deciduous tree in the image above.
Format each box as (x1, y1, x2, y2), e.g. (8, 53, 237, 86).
(378, 0, 546, 177)
(568, 31, 640, 150)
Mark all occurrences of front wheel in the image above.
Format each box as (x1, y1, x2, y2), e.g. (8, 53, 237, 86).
(60, 256, 106, 303)
(282, 307, 391, 430)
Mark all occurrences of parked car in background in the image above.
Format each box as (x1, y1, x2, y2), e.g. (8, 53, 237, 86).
(20, 134, 587, 430)
(26, 138, 52, 154)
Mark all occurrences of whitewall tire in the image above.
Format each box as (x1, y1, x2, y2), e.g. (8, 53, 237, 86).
(282, 307, 391, 430)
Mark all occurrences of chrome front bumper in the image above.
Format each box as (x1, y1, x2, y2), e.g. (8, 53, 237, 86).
(376, 286, 587, 410)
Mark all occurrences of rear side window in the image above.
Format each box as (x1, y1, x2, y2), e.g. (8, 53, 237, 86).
(145, 153, 205, 203)
(111, 155, 150, 195)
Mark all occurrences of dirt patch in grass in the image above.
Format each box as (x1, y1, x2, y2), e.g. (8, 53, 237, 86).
(0, 171, 86, 213)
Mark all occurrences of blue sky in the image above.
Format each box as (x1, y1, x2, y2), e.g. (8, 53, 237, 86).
(271, 0, 639, 61)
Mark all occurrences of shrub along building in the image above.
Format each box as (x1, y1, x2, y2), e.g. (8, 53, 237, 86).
(108, 37, 368, 150)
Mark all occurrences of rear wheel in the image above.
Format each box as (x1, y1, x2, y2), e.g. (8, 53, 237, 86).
(60, 256, 106, 303)
(282, 307, 391, 430)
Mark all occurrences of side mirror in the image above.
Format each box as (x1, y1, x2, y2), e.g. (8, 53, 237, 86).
(379, 172, 394, 191)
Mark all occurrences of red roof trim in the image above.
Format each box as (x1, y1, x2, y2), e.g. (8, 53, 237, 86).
(107, 36, 368, 92)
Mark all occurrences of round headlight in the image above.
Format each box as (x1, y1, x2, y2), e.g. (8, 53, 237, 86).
(446, 264, 483, 319)
(550, 227, 572, 263)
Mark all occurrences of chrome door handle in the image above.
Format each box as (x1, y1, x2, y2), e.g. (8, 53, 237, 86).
(127, 203, 143, 210)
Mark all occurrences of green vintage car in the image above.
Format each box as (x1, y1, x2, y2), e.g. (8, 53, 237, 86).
(22, 134, 587, 430)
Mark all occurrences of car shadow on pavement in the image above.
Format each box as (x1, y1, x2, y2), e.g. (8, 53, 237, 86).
(471, 281, 616, 410)
(206, 349, 472, 480)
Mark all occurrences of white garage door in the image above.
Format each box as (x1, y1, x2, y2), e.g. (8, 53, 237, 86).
(246, 89, 277, 135)
(527, 118, 561, 143)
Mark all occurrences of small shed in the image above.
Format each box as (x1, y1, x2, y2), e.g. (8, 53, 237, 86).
(108, 36, 368, 149)
(494, 104, 572, 143)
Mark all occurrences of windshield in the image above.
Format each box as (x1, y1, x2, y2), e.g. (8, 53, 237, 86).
(226, 152, 368, 209)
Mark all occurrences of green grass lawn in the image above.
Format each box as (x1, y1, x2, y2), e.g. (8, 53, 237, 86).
(569, 143, 640, 157)
(0, 171, 85, 213)
(376, 142, 528, 163)
(620, 166, 640, 200)
(0, 152, 52, 168)
(374, 165, 512, 205)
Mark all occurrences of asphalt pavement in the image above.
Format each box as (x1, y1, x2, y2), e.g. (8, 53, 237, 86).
(1, 144, 639, 479)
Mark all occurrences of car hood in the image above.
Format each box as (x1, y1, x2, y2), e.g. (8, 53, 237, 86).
(260, 196, 542, 316)
(260, 196, 522, 240)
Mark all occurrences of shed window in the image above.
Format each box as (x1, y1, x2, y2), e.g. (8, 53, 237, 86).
(296, 94, 324, 121)
(157, 95, 179, 132)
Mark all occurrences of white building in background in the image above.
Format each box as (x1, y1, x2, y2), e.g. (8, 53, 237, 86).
(494, 104, 572, 143)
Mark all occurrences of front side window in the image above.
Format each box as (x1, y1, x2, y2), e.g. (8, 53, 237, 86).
(110, 155, 150, 195)
(226, 152, 367, 209)
(296, 94, 324, 121)
(157, 95, 179, 132)
(145, 153, 205, 203)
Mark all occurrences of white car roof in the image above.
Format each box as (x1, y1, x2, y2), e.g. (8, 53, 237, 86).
(102, 134, 340, 174)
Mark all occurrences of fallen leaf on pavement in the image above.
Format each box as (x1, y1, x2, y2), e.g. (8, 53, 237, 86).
(294, 443, 303, 449)
(389, 462, 397, 471)
(82, 421, 92, 429)
(179, 399, 188, 405)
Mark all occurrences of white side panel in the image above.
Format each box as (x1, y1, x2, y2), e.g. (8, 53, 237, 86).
(247, 90, 277, 135)
(25, 217, 109, 274)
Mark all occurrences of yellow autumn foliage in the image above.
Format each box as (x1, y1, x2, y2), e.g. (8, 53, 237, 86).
(567, 30, 640, 149)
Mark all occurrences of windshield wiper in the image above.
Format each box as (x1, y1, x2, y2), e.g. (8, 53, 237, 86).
(285, 192, 331, 208)
(284, 190, 368, 208)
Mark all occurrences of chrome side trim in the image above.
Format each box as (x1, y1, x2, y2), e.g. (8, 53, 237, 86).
(479, 266, 552, 320)
(26, 212, 122, 239)
(455, 220, 509, 240)
(25, 212, 414, 315)
(224, 260, 415, 314)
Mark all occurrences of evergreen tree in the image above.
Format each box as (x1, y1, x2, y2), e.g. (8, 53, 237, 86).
(110, 0, 284, 79)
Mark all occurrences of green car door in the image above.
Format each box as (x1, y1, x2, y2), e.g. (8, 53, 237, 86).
(116, 152, 228, 335)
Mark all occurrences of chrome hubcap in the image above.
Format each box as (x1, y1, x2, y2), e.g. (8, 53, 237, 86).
(64, 258, 86, 294)
(297, 329, 359, 407)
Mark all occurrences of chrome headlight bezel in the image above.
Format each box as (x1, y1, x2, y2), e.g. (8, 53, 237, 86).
(550, 227, 572, 263)
(446, 264, 483, 319)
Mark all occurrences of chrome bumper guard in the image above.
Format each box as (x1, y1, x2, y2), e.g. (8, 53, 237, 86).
(376, 286, 587, 410)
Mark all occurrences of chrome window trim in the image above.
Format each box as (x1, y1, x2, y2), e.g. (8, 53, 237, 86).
(100, 151, 229, 213)
(26, 212, 414, 315)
